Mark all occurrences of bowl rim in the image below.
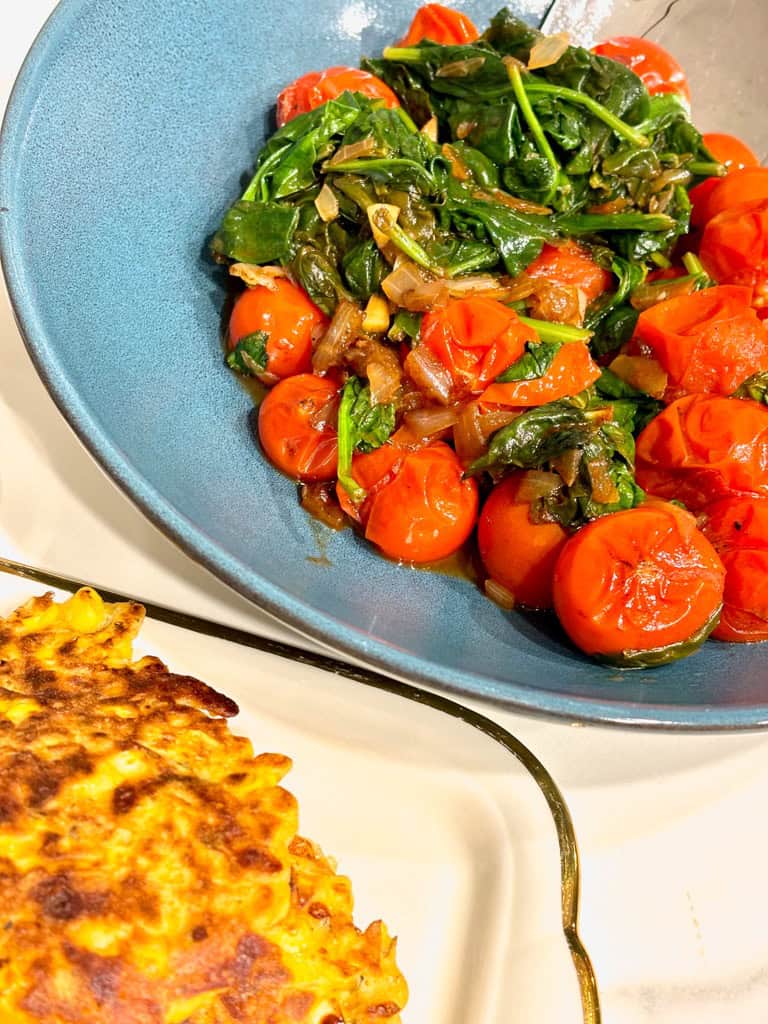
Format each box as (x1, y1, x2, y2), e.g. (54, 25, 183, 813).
(3, 0, 768, 731)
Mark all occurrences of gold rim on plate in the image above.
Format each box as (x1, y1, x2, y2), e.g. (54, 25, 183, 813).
(0, 554, 601, 1023)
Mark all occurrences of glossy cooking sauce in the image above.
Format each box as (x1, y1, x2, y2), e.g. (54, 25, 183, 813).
(226, 306, 484, 590)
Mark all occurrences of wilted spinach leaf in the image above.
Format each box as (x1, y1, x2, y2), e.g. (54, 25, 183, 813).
(733, 371, 768, 405)
(211, 202, 299, 264)
(337, 377, 396, 502)
(496, 339, 562, 382)
(226, 331, 269, 376)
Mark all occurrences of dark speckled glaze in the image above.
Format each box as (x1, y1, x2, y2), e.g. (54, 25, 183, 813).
(2, 0, 768, 727)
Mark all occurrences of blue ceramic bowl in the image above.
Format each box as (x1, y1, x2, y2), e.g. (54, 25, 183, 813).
(3, 0, 768, 728)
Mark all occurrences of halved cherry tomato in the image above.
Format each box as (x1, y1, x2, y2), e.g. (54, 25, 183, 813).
(525, 242, 613, 305)
(338, 439, 478, 563)
(229, 279, 328, 381)
(258, 374, 339, 481)
(592, 36, 690, 103)
(398, 3, 479, 45)
(477, 473, 569, 609)
(700, 496, 768, 642)
(481, 341, 600, 407)
(420, 297, 538, 397)
(276, 67, 400, 127)
(635, 394, 768, 512)
(700, 198, 768, 311)
(553, 502, 724, 663)
(689, 135, 760, 229)
(630, 285, 768, 399)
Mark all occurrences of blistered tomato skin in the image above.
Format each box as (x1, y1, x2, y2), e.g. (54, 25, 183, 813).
(420, 297, 537, 396)
(398, 3, 480, 45)
(344, 441, 479, 564)
(276, 67, 400, 126)
(630, 285, 768, 400)
(258, 374, 339, 482)
(477, 474, 568, 610)
(229, 279, 328, 381)
(700, 496, 768, 642)
(697, 167, 768, 227)
(592, 36, 691, 103)
(700, 199, 768, 311)
(635, 394, 768, 512)
(481, 341, 600, 408)
(524, 242, 613, 304)
(702, 133, 759, 173)
(553, 503, 725, 663)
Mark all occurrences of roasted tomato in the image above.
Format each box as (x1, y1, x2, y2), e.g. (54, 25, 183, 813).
(592, 36, 690, 103)
(553, 502, 724, 666)
(398, 3, 479, 45)
(700, 495, 768, 642)
(481, 342, 600, 408)
(258, 374, 339, 481)
(276, 67, 400, 126)
(703, 133, 760, 172)
(630, 285, 768, 399)
(635, 394, 768, 512)
(525, 242, 614, 306)
(697, 167, 768, 226)
(689, 135, 760, 229)
(478, 473, 569, 609)
(419, 297, 539, 397)
(338, 439, 478, 563)
(229, 278, 328, 381)
(700, 198, 768, 312)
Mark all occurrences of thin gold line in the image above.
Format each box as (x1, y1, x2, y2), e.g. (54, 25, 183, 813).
(0, 554, 600, 1022)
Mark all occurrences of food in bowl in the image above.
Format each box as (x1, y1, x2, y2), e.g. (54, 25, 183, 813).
(211, 3, 768, 668)
(0, 589, 407, 1022)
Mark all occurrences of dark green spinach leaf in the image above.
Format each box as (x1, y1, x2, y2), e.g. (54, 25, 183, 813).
(496, 339, 562, 382)
(337, 377, 396, 502)
(226, 331, 269, 376)
(211, 202, 299, 264)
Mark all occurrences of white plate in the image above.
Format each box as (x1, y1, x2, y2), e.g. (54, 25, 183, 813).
(0, 569, 593, 1023)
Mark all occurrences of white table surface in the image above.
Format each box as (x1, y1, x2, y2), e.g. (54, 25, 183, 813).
(3, 5, 768, 1022)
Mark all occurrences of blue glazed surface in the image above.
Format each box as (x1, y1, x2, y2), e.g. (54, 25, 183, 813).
(3, 0, 768, 728)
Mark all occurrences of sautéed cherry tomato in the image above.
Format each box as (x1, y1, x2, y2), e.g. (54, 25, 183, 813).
(398, 3, 479, 45)
(700, 496, 768, 642)
(592, 36, 690, 103)
(478, 474, 568, 609)
(258, 374, 339, 481)
(420, 297, 538, 397)
(229, 279, 328, 381)
(276, 67, 400, 126)
(553, 503, 724, 661)
(340, 440, 478, 563)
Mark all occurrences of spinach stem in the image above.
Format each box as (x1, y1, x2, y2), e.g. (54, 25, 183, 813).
(334, 176, 374, 210)
(517, 316, 592, 343)
(524, 80, 650, 148)
(325, 158, 434, 188)
(507, 64, 562, 204)
(395, 106, 420, 134)
(369, 207, 444, 274)
(682, 252, 706, 277)
(241, 146, 286, 202)
(687, 160, 726, 178)
(382, 46, 424, 62)
(337, 383, 366, 504)
(558, 212, 676, 233)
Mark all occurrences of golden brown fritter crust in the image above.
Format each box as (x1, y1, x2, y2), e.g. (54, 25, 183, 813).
(0, 589, 407, 1023)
